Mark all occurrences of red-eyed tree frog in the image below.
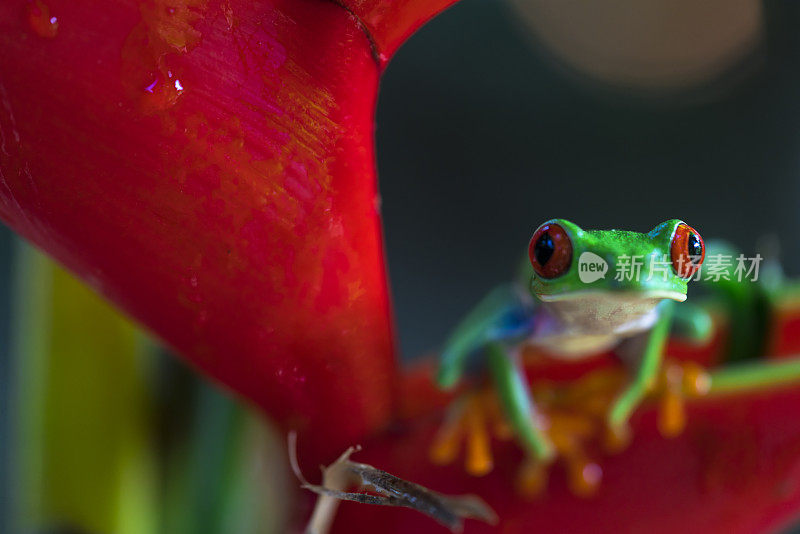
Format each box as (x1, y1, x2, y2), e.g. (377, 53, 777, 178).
(435, 219, 712, 463)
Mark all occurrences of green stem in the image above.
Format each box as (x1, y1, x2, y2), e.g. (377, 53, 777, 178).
(709, 358, 800, 396)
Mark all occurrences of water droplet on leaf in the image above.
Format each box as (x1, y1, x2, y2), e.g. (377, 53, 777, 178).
(28, 0, 58, 39)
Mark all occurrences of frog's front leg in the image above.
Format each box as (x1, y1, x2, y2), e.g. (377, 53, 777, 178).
(486, 342, 555, 462)
(607, 300, 675, 441)
(431, 284, 544, 475)
(436, 284, 531, 389)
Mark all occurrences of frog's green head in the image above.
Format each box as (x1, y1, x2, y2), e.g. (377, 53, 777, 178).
(528, 219, 704, 329)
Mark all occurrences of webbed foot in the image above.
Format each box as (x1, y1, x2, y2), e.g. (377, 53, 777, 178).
(517, 410, 604, 499)
(429, 389, 513, 476)
(654, 360, 710, 437)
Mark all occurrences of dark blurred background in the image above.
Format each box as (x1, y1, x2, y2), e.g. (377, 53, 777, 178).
(378, 0, 800, 358)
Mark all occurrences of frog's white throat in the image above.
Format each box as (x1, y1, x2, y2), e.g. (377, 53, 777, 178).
(537, 290, 685, 337)
(526, 290, 684, 358)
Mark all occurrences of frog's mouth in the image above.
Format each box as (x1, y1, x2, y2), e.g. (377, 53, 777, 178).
(538, 289, 686, 303)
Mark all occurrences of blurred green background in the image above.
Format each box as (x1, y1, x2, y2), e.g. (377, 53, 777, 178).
(1, 240, 291, 534)
(4, 0, 800, 532)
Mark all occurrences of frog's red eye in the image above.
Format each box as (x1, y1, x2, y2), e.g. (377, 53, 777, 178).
(670, 223, 705, 278)
(529, 223, 573, 279)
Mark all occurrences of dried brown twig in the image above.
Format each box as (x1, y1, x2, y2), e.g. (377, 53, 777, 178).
(288, 432, 497, 533)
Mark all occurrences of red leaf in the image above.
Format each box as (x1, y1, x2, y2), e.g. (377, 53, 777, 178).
(337, 0, 459, 66)
(0, 0, 429, 459)
(331, 384, 800, 533)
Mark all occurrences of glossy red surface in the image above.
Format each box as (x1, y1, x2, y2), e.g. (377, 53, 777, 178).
(338, 0, 460, 67)
(333, 385, 800, 534)
(4, 1, 800, 532)
(0, 0, 394, 460)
